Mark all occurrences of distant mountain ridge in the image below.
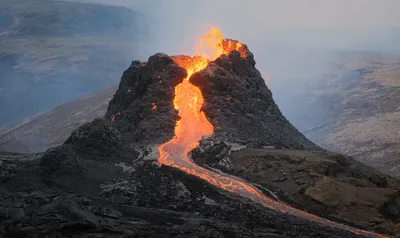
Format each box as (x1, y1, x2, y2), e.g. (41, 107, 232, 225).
(0, 0, 150, 125)
(1, 0, 147, 37)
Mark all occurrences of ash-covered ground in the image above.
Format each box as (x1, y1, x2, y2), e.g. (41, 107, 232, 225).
(1, 45, 399, 237)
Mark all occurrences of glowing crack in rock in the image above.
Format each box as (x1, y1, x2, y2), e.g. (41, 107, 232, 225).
(157, 27, 388, 238)
(152, 103, 157, 111)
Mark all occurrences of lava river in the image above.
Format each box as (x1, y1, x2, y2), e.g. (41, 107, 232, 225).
(157, 27, 389, 238)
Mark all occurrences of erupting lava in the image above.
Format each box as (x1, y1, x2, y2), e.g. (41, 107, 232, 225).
(157, 27, 388, 238)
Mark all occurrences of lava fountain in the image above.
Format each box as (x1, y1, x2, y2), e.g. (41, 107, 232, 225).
(157, 27, 388, 238)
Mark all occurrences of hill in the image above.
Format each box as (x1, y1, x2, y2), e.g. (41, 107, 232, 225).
(298, 52, 400, 177)
(0, 0, 149, 125)
(0, 0, 147, 37)
(0, 85, 116, 152)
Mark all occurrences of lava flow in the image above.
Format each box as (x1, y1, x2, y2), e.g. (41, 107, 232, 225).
(157, 27, 388, 238)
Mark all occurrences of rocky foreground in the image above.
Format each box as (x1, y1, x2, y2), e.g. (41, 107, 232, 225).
(0, 148, 371, 238)
(303, 53, 400, 177)
(1, 49, 399, 237)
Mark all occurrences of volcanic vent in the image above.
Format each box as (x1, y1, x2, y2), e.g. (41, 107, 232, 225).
(106, 28, 320, 149)
(104, 28, 391, 237)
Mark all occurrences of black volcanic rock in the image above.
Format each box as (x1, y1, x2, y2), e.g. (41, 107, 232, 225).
(39, 144, 81, 177)
(1, 48, 398, 237)
(190, 49, 321, 150)
(105, 54, 187, 144)
(0, 152, 360, 238)
(38, 118, 127, 191)
(64, 118, 122, 156)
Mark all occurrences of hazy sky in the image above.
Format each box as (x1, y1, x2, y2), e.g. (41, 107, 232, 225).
(80, 0, 399, 53)
(147, 0, 400, 28)
(88, 0, 400, 28)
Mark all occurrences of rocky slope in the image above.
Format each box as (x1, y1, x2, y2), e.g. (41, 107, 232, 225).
(193, 144, 400, 235)
(0, 86, 117, 153)
(297, 53, 400, 177)
(189, 46, 320, 150)
(1, 44, 399, 237)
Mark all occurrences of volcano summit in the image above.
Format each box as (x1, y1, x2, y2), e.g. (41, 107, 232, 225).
(0, 28, 399, 237)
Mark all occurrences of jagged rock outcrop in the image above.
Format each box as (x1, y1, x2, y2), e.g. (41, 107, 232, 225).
(39, 144, 81, 177)
(38, 118, 126, 191)
(38, 118, 122, 170)
(64, 118, 122, 156)
(105, 54, 186, 145)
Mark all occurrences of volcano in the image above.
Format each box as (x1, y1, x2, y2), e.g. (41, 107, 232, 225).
(1, 28, 399, 237)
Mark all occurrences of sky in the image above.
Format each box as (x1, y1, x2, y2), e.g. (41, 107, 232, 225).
(78, 0, 400, 53)
(81, 0, 400, 28)
(141, 0, 400, 28)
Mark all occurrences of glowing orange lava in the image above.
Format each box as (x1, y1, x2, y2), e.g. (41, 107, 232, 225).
(152, 103, 157, 111)
(157, 27, 388, 238)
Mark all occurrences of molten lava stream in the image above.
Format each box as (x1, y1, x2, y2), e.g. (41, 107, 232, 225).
(157, 27, 388, 238)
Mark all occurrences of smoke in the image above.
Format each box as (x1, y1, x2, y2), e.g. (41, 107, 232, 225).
(112, 0, 400, 133)
(94, 0, 400, 52)
(68, 0, 400, 60)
